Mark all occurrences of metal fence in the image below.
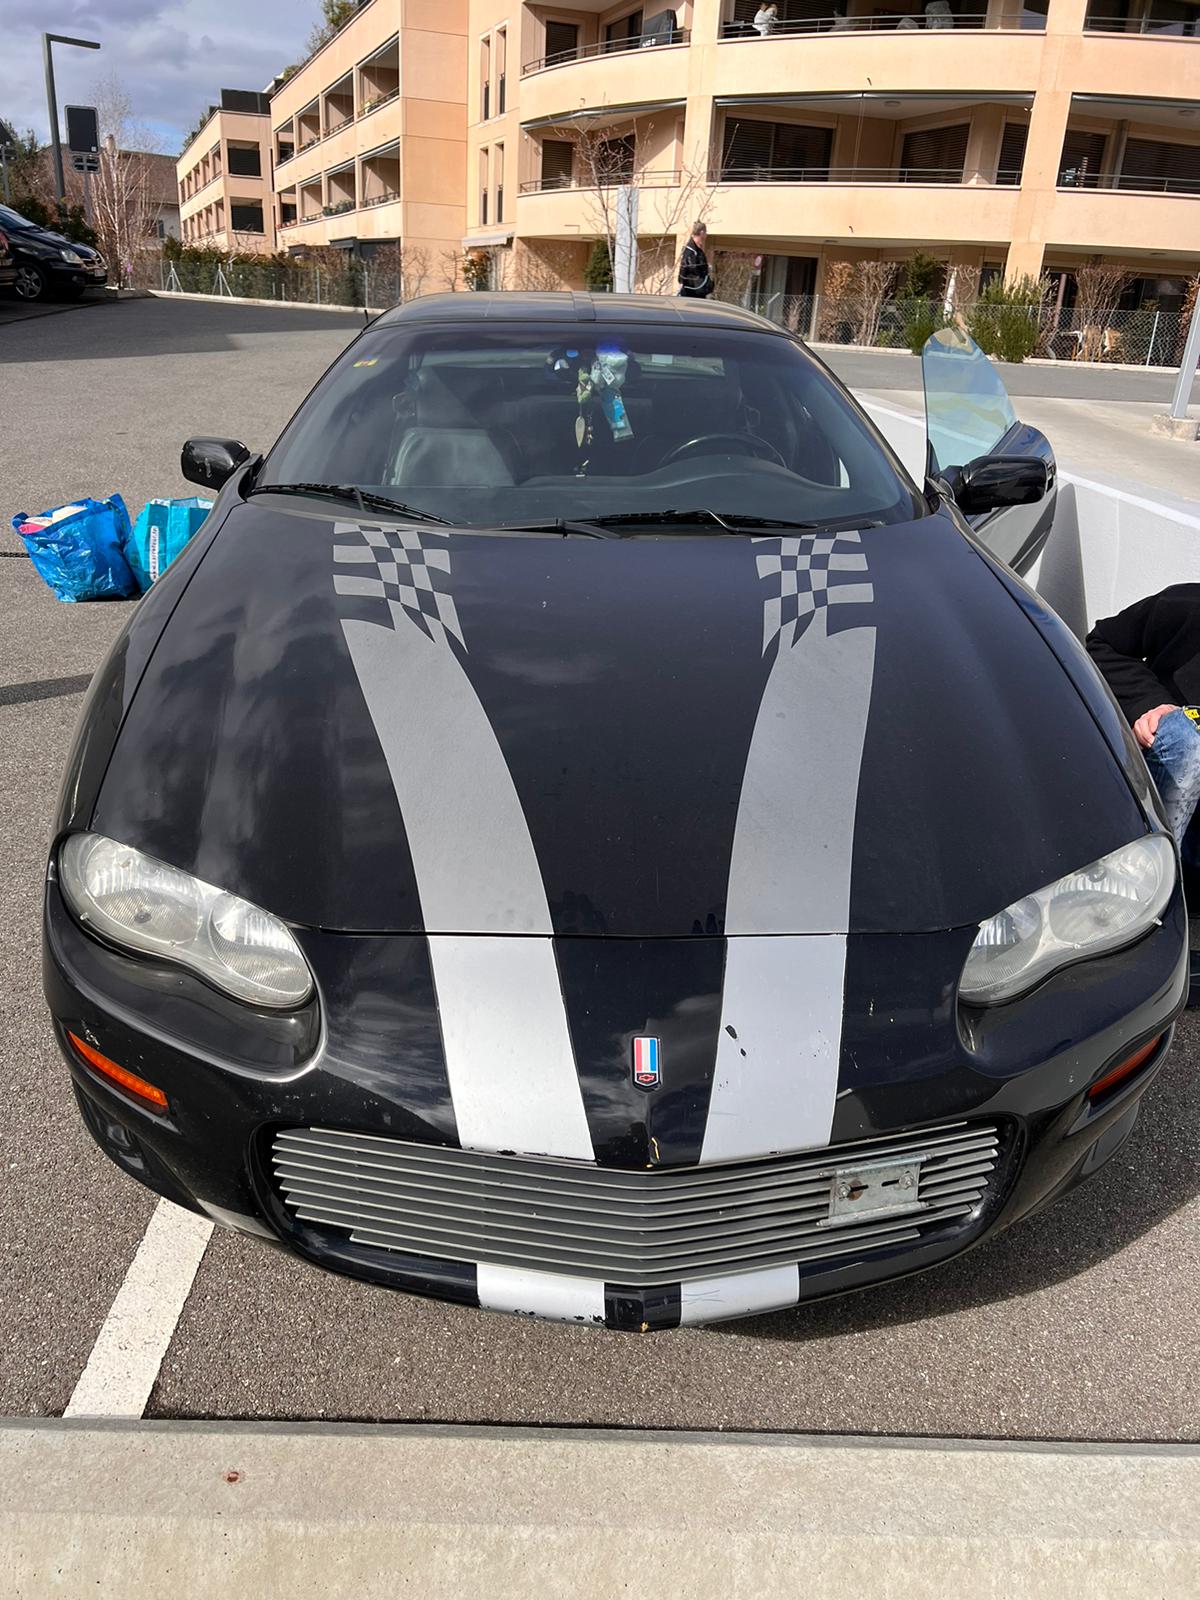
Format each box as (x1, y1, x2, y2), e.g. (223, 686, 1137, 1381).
(729, 291, 1191, 366)
(139, 259, 1191, 368)
(142, 255, 407, 309)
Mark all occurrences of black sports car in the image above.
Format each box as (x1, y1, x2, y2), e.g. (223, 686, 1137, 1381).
(45, 295, 1186, 1331)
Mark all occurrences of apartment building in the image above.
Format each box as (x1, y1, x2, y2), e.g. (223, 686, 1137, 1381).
(465, 0, 1200, 314)
(269, 0, 468, 286)
(177, 90, 274, 253)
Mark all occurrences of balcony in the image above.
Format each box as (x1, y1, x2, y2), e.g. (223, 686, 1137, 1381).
(1084, 0, 1199, 34)
(1047, 186, 1200, 252)
(711, 171, 1019, 244)
(520, 166, 682, 194)
(711, 161, 1002, 182)
(522, 29, 690, 76)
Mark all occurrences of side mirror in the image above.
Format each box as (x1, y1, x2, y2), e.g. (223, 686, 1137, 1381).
(953, 454, 1048, 516)
(181, 437, 251, 491)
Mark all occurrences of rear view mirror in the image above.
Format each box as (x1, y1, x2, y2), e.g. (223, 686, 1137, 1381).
(181, 437, 251, 490)
(953, 454, 1048, 516)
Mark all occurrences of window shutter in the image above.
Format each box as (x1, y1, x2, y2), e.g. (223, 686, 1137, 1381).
(996, 122, 1028, 185)
(900, 123, 969, 182)
(1120, 137, 1200, 194)
(722, 119, 775, 174)
(541, 139, 574, 188)
(773, 124, 833, 177)
(1058, 129, 1107, 185)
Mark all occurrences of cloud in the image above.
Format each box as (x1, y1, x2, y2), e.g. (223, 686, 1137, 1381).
(1, 0, 313, 152)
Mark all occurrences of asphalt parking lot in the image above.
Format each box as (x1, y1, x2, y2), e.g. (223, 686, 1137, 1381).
(1, 295, 1197, 1439)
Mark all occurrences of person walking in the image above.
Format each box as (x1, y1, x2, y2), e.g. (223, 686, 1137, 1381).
(678, 221, 714, 298)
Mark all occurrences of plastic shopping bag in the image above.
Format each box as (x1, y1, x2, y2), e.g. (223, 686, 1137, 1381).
(125, 496, 213, 592)
(12, 495, 138, 602)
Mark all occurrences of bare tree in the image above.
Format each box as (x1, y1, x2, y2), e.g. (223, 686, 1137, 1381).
(816, 260, 856, 342)
(567, 118, 716, 295)
(1072, 262, 1129, 362)
(502, 239, 580, 291)
(89, 75, 161, 285)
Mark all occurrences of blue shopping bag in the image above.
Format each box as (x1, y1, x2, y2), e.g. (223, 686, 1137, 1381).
(12, 495, 138, 602)
(125, 496, 213, 592)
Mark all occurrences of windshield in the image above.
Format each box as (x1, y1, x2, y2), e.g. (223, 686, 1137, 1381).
(260, 322, 921, 529)
(0, 205, 35, 232)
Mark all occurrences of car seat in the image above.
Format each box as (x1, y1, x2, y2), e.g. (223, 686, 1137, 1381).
(386, 368, 523, 488)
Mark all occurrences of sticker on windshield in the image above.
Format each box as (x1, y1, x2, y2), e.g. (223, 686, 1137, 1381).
(353, 358, 379, 368)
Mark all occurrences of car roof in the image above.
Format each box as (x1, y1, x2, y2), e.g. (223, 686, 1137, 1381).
(373, 292, 791, 336)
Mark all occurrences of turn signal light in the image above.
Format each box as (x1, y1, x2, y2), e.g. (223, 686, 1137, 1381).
(1087, 1034, 1163, 1104)
(67, 1032, 169, 1113)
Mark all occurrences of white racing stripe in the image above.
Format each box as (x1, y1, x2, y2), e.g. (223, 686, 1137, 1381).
(342, 606, 594, 1163)
(477, 1263, 607, 1325)
(342, 614, 551, 934)
(701, 935, 848, 1163)
(64, 1200, 212, 1418)
(725, 606, 876, 936)
(679, 1263, 800, 1325)
(429, 934, 594, 1161)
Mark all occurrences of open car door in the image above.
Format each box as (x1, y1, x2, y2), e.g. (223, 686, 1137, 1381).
(922, 327, 1057, 576)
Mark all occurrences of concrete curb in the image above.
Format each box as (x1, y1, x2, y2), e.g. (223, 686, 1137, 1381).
(5, 1420, 1199, 1597)
(148, 289, 374, 316)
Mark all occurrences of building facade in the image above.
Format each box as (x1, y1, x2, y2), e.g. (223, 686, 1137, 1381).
(269, 0, 468, 289)
(464, 0, 1200, 316)
(177, 90, 275, 252)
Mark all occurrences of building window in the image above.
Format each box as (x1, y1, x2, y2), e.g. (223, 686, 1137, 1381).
(899, 123, 970, 184)
(230, 201, 264, 233)
(540, 138, 574, 189)
(1117, 137, 1200, 195)
(495, 142, 504, 222)
(721, 119, 833, 181)
(605, 9, 644, 49)
(996, 121, 1028, 186)
(480, 147, 489, 223)
(481, 36, 491, 120)
(544, 20, 579, 64)
(496, 28, 507, 114)
(227, 144, 262, 178)
(1057, 128, 1108, 187)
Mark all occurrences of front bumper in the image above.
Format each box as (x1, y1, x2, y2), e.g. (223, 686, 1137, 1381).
(44, 876, 1188, 1331)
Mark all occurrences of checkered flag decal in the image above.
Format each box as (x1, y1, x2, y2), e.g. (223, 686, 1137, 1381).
(332, 521, 465, 649)
(754, 531, 873, 654)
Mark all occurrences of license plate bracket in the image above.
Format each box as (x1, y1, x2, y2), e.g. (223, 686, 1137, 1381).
(818, 1154, 926, 1229)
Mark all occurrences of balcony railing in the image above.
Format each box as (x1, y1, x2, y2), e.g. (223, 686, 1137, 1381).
(721, 11, 993, 34)
(711, 163, 981, 184)
(520, 167, 681, 193)
(1083, 11, 1198, 33)
(322, 198, 356, 216)
(522, 29, 689, 76)
(361, 188, 400, 207)
(359, 86, 400, 117)
(1058, 168, 1200, 194)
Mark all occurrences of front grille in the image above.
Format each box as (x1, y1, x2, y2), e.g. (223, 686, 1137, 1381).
(272, 1120, 1001, 1286)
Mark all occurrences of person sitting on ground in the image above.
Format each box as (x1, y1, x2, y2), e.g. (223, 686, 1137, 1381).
(753, 2, 779, 34)
(678, 222, 715, 299)
(1087, 584, 1200, 863)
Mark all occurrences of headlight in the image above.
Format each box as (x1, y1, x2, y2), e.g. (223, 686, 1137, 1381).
(60, 833, 313, 1009)
(60, 248, 84, 265)
(959, 835, 1175, 1006)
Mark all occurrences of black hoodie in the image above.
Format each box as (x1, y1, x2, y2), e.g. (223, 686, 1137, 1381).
(1087, 584, 1200, 723)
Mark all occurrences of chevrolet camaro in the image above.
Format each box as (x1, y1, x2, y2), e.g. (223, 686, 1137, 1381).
(44, 294, 1186, 1331)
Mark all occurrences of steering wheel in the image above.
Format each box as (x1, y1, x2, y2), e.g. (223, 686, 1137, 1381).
(657, 431, 786, 470)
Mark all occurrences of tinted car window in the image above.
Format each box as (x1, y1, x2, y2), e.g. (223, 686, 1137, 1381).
(260, 323, 921, 529)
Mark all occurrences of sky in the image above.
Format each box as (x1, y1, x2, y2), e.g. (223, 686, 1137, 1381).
(2, 0, 316, 154)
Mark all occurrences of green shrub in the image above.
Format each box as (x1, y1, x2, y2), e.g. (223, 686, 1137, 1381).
(967, 276, 1043, 363)
(903, 298, 945, 355)
(897, 251, 944, 302)
(583, 238, 613, 291)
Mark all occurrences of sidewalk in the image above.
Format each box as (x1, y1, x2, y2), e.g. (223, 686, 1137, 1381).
(6, 1420, 1198, 1598)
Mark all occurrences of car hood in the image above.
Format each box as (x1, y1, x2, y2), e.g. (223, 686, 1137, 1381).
(92, 499, 1145, 936)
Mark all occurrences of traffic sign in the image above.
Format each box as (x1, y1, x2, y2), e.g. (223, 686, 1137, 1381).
(65, 104, 99, 154)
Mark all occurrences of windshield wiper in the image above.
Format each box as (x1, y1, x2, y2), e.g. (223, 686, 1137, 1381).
(498, 518, 616, 539)
(250, 482, 451, 525)
(547, 509, 885, 534)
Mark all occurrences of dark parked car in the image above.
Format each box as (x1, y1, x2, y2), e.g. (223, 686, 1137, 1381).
(0, 227, 15, 292)
(44, 295, 1186, 1331)
(0, 203, 107, 301)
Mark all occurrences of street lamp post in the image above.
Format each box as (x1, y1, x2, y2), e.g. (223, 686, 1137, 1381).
(43, 32, 101, 209)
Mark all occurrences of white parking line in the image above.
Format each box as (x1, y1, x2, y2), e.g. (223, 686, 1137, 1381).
(64, 1200, 213, 1419)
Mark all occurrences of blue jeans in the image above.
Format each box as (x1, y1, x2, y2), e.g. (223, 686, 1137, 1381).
(1144, 709, 1200, 866)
